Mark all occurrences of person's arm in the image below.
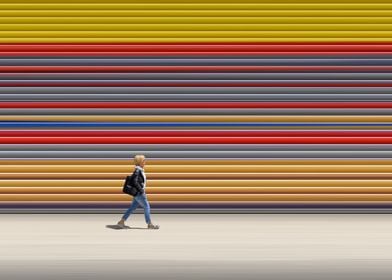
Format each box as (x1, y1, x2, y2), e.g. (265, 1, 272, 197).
(131, 169, 144, 194)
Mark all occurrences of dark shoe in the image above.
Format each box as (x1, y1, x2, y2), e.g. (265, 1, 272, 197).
(147, 223, 160, 229)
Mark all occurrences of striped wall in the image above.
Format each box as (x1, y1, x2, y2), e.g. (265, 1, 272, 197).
(2, 0, 392, 212)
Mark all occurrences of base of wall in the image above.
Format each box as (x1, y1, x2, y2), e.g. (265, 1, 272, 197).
(2, 208, 392, 214)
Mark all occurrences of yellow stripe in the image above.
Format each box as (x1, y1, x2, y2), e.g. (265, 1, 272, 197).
(3, 24, 392, 31)
(1, 31, 392, 38)
(2, 115, 392, 122)
(1, 11, 392, 17)
(2, 4, 392, 10)
(5, 0, 392, 3)
(1, 17, 391, 24)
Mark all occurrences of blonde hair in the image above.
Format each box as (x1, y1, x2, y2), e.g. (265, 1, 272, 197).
(134, 154, 146, 166)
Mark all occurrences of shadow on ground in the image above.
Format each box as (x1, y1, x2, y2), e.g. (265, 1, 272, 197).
(106, 225, 147, 230)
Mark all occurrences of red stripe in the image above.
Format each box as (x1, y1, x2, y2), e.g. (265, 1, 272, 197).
(2, 43, 392, 52)
(0, 137, 392, 144)
(2, 131, 392, 137)
(1, 82, 392, 87)
(1, 102, 391, 109)
(1, 52, 392, 56)
(1, 66, 391, 73)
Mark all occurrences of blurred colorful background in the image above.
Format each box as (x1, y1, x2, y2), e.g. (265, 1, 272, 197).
(2, 0, 392, 212)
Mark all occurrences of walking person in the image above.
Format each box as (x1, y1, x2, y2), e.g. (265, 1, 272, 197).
(117, 155, 159, 229)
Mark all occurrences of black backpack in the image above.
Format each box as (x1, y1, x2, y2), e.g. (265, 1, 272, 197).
(122, 171, 139, 196)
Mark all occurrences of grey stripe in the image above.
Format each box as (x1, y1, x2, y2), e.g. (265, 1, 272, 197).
(1, 151, 392, 158)
(1, 109, 391, 115)
(3, 73, 392, 80)
(2, 87, 392, 94)
(1, 80, 392, 85)
(0, 94, 392, 101)
(4, 55, 392, 60)
(1, 58, 392, 65)
(0, 144, 389, 151)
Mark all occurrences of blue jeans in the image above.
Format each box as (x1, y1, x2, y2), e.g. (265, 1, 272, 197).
(122, 192, 151, 224)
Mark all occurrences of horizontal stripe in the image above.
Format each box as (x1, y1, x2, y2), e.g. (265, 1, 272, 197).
(5, 38, 392, 43)
(20, 178, 392, 187)
(2, 136, 392, 144)
(22, 178, 392, 188)
(1, 124, 392, 130)
(2, 66, 392, 72)
(4, 53, 392, 58)
(1, 121, 392, 126)
(3, 115, 392, 121)
(5, 187, 392, 195)
(3, 11, 392, 18)
(1, 194, 392, 201)
(4, 73, 392, 80)
(3, 109, 392, 116)
(11, 94, 392, 102)
(1, 173, 392, 180)
(2, 18, 392, 25)
(3, 203, 392, 211)
(2, 58, 392, 65)
(4, 81, 392, 87)
(0, 165, 392, 172)
(0, 144, 389, 151)
(1, 151, 391, 158)
(2, 87, 392, 94)
(1, 158, 392, 165)
(3, 0, 392, 4)
(2, 43, 392, 52)
(0, 95, 388, 101)
(3, 201, 392, 208)
(2, 102, 392, 109)
(7, 23, 392, 31)
(5, 201, 392, 210)
(4, 130, 392, 137)
(3, 4, 392, 10)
